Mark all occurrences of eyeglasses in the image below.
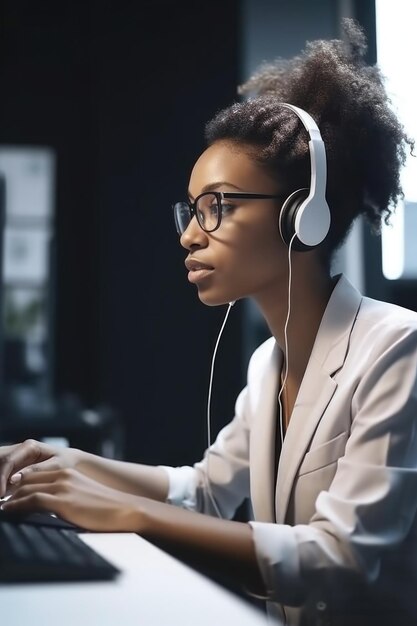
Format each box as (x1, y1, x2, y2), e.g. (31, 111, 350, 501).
(172, 191, 283, 235)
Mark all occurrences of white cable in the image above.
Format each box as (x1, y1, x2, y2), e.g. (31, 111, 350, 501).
(277, 233, 297, 447)
(205, 228, 295, 515)
(205, 302, 235, 518)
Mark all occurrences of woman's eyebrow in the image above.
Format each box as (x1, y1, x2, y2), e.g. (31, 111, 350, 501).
(187, 182, 245, 200)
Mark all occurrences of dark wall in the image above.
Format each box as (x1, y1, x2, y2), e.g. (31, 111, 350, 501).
(94, 1, 244, 465)
(0, 0, 244, 465)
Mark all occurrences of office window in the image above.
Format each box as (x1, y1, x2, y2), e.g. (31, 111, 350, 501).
(0, 147, 55, 404)
(375, 0, 417, 280)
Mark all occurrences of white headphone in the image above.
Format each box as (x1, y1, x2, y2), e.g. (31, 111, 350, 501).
(278, 103, 331, 251)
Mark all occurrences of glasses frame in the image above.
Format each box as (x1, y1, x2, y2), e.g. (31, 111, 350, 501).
(173, 191, 284, 235)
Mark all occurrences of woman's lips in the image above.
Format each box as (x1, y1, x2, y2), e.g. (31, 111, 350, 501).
(187, 267, 214, 283)
(185, 259, 214, 284)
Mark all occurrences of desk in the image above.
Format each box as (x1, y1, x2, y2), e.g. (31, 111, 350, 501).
(0, 533, 270, 626)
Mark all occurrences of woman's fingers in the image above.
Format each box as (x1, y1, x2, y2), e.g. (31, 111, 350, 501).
(1, 468, 143, 532)
(0, 440, 50, 497)
(10, 458, 61, 485)
(14, 469, 67, 485)
(1, 490, 58, 514)
(1, 470, 74, 508)
(1, 470, 92, 526)
(2, 473, 69, 510)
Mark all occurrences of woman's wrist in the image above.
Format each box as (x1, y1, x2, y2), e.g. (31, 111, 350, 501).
(115, 494, 153, 533)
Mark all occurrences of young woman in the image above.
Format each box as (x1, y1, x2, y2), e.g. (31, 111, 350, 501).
(0, 19, 416, 626)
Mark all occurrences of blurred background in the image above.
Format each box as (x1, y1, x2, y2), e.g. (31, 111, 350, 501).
(0, 0, 415, 468)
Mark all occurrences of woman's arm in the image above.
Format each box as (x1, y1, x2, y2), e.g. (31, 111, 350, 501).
(0, 440, 168, 502)
(136, 495, 266, 594)
(1, 464, 265, 594)
(74, 451, 169, 500)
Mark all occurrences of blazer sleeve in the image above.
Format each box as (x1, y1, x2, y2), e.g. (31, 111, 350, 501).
(250, 327, 417, 606)
(160, 384, 252, 519)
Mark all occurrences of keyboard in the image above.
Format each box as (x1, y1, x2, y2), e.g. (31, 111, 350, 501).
(0, 509, 120, 583)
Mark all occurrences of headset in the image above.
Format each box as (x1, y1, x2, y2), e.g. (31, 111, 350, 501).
(278, 103, 331, 251)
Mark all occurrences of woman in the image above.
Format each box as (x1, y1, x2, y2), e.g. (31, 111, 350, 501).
(0, 19, 416, 626)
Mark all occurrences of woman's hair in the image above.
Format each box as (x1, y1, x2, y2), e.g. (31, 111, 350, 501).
(205, 18, 414, 268)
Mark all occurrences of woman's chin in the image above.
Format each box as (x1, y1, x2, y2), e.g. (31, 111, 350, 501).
(197, 291, 233, 307)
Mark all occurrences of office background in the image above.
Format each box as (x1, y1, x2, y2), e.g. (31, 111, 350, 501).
(0, 0, 415, 468)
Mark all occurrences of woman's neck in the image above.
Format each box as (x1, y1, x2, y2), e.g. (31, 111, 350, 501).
(258, 267, 334, 387)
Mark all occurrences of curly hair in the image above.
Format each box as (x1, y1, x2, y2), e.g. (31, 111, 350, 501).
(205, 18, 414, 268)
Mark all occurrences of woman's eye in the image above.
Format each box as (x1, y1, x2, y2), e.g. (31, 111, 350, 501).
(220, 203, 235, 215)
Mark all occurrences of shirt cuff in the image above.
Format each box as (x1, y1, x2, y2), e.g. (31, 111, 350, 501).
(249, 521, 304, 606)
(158, 465, 198, 509)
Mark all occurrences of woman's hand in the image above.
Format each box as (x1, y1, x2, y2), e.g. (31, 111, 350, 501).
(1, 468, 144, 532)
(1, 466, 266, 593)
(0, 440, 82, 498)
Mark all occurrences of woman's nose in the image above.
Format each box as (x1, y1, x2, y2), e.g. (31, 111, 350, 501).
(179, 216, 208, 250)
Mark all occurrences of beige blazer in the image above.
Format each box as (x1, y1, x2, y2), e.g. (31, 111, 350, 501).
(189, 275, 417, 625)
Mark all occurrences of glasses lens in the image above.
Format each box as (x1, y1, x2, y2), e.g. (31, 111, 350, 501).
(195, 193, 219, 232)
(173, 202, 192, 234)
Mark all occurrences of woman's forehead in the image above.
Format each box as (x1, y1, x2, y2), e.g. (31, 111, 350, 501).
(189, 141, 279, 195)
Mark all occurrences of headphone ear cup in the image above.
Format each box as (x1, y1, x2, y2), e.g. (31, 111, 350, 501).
(279, 188, 312, 251)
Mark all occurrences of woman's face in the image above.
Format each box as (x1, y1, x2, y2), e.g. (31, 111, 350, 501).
(180, 140, 289, 306)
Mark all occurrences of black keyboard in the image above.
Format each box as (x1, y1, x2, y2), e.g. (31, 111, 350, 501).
(0, 510, 120, 583)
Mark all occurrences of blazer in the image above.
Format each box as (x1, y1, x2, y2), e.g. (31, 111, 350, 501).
(164, 275, 417, 625)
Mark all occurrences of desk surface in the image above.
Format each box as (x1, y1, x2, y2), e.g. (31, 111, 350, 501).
(0, 532, 270, 626)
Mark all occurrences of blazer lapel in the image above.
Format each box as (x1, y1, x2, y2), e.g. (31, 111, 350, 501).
(275, 371, 337, 523)
(275, 275, 363, 523)
(250, 340, 283, 522)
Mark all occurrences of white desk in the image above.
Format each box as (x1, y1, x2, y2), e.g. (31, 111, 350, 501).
(0, 533, 270, 626)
